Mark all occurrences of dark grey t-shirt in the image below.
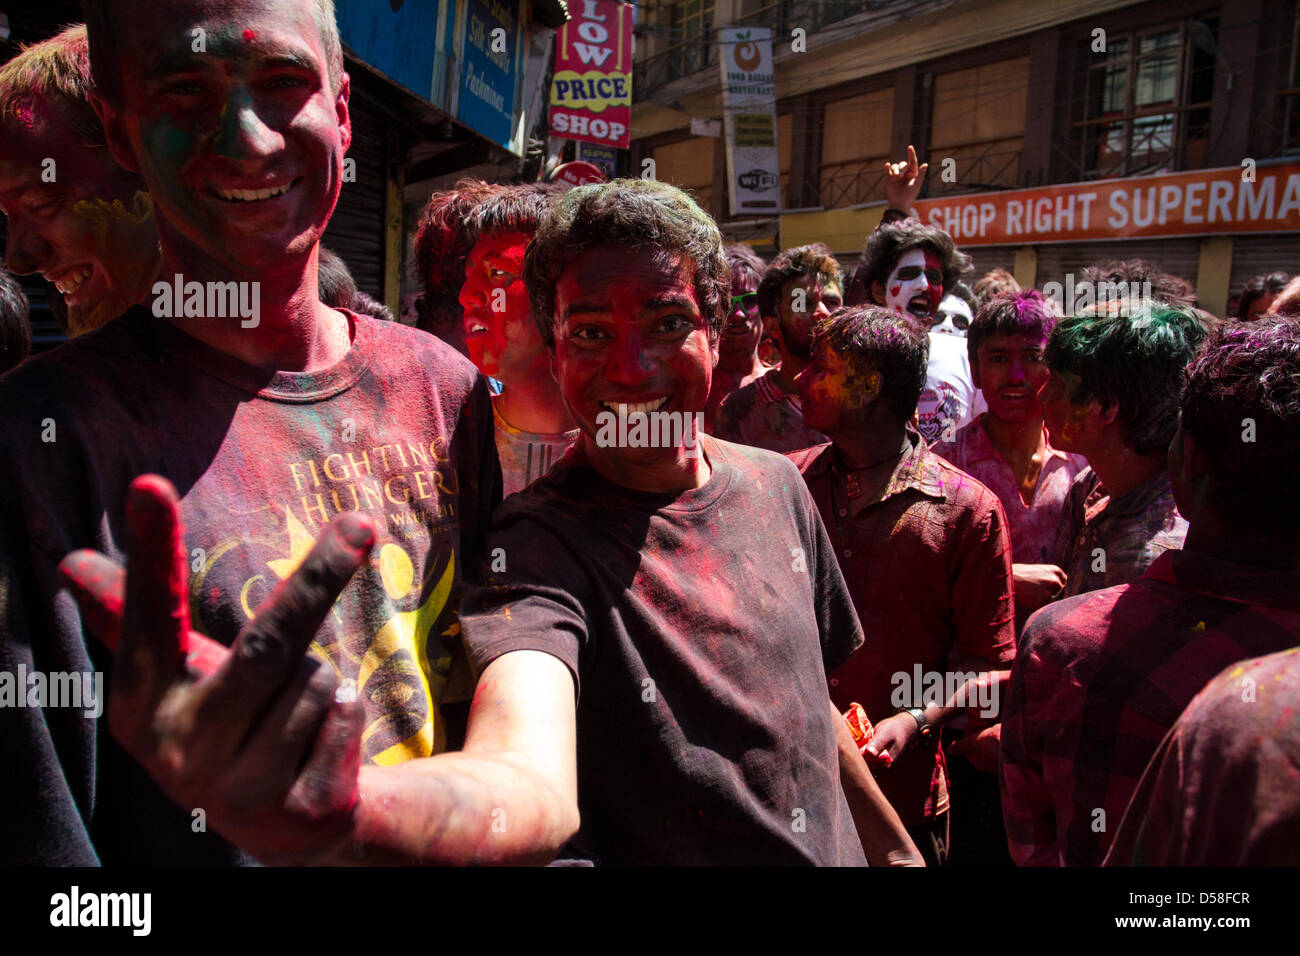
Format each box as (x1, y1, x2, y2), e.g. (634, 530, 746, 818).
(461, 435, 867, 865)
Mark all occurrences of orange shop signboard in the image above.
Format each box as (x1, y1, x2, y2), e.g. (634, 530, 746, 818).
(549, 0, 633, 150)
(907, 163, 1300, 246)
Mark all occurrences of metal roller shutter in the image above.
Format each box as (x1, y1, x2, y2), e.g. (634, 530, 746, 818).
(961, 246, 1018, 286)
(1228, 235, 1300, 302)
(323, 80, 390, 302)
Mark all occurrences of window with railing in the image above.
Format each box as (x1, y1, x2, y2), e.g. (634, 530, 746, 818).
(817, 88, 893, 208)
(667, 0, 717, 78)
(1076, 20, 1216, 178)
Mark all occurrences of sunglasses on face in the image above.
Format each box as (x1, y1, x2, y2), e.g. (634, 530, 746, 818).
(730, 291, 758, 310)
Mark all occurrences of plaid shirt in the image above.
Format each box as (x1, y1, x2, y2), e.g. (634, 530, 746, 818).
(1053, 467, 1187, 597)
(1001, 549, 1300, 866)
(714, 368, 828, 453)
(932, 415, 1087, 565)
(790, 432, 1016, 827)
(1104, 647, 1300, 866)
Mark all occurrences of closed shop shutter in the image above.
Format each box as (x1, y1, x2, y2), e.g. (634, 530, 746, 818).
(962, 246, 1018, 287)
(1032, 238, 1202, 291)
(324, 80, 390, 302)
(1228, 234, 1300, 305)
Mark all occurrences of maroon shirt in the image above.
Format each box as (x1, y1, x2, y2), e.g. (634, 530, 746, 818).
(1002, 550, 1300, 866)
(1105, 646, 1300, 867)
(788, 433, 1017, 827)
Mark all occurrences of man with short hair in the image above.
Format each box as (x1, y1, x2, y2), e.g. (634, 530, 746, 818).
(457, 180, 922, 865)
(1041, 305, 1207, 597)
(0, 24, 160, 336)
(457, 181, 578, 495)
(1004, 317, 1300, 867)
(713, 243, 840, 452)
(790, 304, 1016, 865)
(1, 0, 501, 864)
(704, 243, 768, 429)
(849, 220, 984, 444)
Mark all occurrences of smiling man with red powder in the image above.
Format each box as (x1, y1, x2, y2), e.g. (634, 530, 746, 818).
(0, 0, 501, 864)
(457, 179, 922, 865)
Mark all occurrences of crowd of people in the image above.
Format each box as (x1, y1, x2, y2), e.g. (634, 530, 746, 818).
(1, 0, 1298, 867)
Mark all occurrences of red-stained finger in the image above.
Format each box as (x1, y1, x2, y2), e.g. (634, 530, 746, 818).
(205, 512, 375, 717)
(285, 694, 365, 853)
(58, 550, 230, 678)
(117, 475, 192, 709)
(59, 550, 125, 649)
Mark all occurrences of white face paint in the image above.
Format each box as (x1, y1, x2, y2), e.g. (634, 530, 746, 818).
(932, 293, 973, 336)
(883, 247, 943, 320)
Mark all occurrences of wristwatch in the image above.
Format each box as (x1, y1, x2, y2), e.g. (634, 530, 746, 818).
(903, 707, 932, 739)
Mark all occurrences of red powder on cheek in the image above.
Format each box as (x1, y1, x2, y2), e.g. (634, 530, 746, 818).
(243, 29, 257, 41)
(889, 284, 901, 299)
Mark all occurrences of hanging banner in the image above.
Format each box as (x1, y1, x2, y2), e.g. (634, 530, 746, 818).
(577, 141, 619, 178)
(909, 162, 1300, 246)
(457, 0, 524, 152)
(549, 0, 633, 150)
(719, 26, 781, 216)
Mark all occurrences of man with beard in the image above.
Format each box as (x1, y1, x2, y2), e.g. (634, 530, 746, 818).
(848, 220, 984, 444)
(0, 24, 160, 337)
(457, 181, 578, 496)
(713, 243, 840, 452)
(1, 0, 500, 864)
(703, 243, 769, 430)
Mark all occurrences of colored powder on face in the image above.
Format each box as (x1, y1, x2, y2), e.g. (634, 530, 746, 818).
(70, 190, 155, 243)
(243, 29, 257, 41)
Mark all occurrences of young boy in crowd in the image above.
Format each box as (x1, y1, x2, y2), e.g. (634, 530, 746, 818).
(457, 182, 578, 495)
(1, 0, 500, 864)
(1004, 317, 1300, 867)
(713, 243, 840, 452)
(933, 291, 1086, 625)
(1041, 305, 1207, 596)
(703, 243, 769, 429)
(0, 24, 160, 336)
(789, 304, 1016, 865)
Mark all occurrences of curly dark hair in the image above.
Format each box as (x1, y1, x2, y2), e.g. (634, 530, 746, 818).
(815, 305, 929, 422)
(1046, 305, 1208, 456)
(523, 179, 729, 350)
(755, 243, 841, 321)
(464, 181, 563, 246)
(411, 182, 496, 336)
(1180, 317, 1300, 528)
(852, 219, 972, 308)
(725, 243, 767, 295)
(1234, 271, 1291, 321)
(1079, 259, 1196, 309)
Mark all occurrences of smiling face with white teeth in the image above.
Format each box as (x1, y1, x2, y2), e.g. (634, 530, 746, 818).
(554, 245, 717, 489)
(92, 0, 350, 279)
(0, 82, 160, 336)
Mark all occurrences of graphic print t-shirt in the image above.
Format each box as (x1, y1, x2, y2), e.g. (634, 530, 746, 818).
(919, 332, 986, 444)
(0, 307, 501, 864)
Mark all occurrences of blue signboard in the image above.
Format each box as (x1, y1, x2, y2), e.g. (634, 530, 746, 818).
(335, 0, 446, 104)
(457, 0, 521, 150)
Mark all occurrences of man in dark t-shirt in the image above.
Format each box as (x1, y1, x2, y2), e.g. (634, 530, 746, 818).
(458, 179, 922, 865)
(0, 0, 500, 865)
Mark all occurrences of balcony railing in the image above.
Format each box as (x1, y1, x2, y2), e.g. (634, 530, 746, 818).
(634, 0, 872, 101)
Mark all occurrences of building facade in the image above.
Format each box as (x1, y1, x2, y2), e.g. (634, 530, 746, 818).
(629, 0, 1300, 315)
